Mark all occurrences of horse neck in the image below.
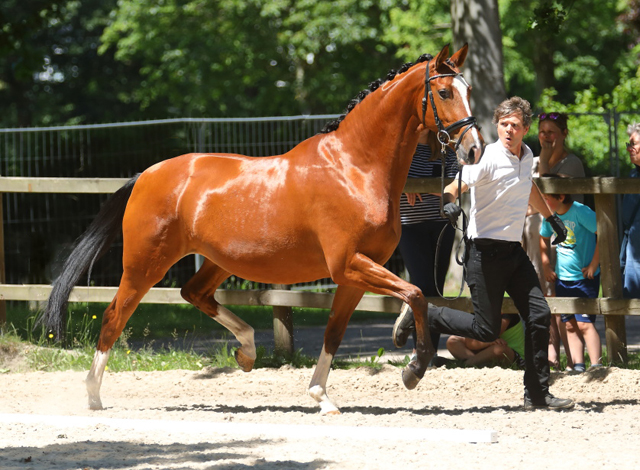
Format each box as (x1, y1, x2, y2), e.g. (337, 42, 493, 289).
(330, 69, 425, 197)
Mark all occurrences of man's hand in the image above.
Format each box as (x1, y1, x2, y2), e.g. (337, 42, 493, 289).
(443, 202, 462, 225)
(546, 214, 567, 245)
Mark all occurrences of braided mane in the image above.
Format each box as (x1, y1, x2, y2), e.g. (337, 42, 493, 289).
(320, 53, 434, 134)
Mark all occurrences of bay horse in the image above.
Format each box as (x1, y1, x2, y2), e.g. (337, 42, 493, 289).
(42, 44, 484, 415)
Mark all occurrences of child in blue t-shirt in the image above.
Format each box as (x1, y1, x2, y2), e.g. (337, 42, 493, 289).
(540, 184, 601, 372)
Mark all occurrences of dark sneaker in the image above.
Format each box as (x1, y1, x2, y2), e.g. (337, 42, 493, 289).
(524, 394, 575, 411)
(392, 303, 415, 348)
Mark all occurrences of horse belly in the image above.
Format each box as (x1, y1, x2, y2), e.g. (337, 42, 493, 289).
(199, 237, 332, 285)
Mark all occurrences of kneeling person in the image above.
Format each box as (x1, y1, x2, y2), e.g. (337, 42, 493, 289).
(446, 314, 525, 368)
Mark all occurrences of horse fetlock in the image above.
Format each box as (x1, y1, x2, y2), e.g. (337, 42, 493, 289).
(86, 381, 103, 410)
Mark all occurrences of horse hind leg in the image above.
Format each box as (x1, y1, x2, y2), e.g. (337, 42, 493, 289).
(87, 266, 172, 410)
(308, 284, 365, 415)
(180, 260, 256, 372)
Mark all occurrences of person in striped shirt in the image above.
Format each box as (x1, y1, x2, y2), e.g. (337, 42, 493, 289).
(396, 130, 458, 363)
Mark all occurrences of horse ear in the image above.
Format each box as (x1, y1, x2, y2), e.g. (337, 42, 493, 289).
(449, 43, 469, 68)
(435, 44, 450, 67)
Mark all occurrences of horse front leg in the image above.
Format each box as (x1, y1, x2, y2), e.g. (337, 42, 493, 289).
(308, 285, 365, 415)
(339, 252, 435, 390)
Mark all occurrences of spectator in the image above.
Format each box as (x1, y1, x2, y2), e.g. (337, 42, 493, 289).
(393, 96, 574, 410)
(522, 111, 586, 370)
(446, 314, 525, 368)
(397, 130, 458, 363)
(540, 179, 601, 372)
(621, 123, 640, 298)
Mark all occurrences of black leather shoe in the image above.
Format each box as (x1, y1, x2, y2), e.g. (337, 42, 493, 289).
(524, 393, 575, 411)
(392, 303, 415, 348)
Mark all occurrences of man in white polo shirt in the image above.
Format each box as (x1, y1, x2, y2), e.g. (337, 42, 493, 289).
(393, 96, 574, 411)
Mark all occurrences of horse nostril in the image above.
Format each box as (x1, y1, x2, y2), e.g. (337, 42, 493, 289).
(468, 148, 476, 164)
(468, 145, 483, 164)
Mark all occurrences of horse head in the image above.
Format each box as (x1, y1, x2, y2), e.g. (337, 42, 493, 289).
(421, 44, 484, 166)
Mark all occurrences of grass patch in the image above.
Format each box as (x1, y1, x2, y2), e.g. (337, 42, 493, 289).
(5, 301, 393, 344)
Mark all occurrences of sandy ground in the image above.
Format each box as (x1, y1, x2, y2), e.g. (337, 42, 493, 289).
(1, 355, 640, 470)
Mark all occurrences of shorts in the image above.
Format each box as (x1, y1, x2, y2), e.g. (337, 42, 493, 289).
(556, 274, 599, 324)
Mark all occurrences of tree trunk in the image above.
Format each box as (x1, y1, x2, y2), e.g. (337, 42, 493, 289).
(451, 0, 507, 143)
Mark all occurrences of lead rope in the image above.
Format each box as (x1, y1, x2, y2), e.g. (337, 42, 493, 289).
(434, 140, 469, 301)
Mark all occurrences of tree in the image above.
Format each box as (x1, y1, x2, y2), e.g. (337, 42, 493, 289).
(451, 0, 507, 141)
(0, 0, 68, 126)
(99, 0, 400, 117)
(500, 0, 630, 105)
(0, 0, 147, 127)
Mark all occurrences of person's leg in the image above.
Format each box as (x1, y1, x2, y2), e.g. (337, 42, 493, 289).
(464, 343, 515, 367)
(564, 317, 585, 370)
(505, 245, 551, 401)
(397, 221, 442, 350)
(548, 314, 561, 369)
(576, 316, 602, 366)
(428, 242, 507, 342)
(446, 335, 474, 361)
(557, 316, 573, 368)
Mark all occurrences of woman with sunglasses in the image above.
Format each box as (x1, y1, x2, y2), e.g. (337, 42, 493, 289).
(621, 123, 640, 298)
(537, 112, 585, 190)
(523, 112, 585, 371)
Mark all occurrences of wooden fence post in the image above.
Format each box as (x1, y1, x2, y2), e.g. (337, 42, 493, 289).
(0, 189, 5, 327)
(594, 191, 627, 364)
(272, 284, 294, 355)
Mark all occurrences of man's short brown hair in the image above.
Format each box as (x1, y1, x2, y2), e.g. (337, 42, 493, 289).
(493, 97, 533, 128)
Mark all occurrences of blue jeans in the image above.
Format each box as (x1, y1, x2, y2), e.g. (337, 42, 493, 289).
(428, 239, 552, 401)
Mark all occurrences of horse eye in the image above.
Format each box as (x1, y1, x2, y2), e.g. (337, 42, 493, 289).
(438, 89, 449, 99)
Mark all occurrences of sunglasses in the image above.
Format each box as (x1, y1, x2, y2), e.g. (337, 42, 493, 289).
(627, 141, 639, 149)
(539, 112, 563, 122)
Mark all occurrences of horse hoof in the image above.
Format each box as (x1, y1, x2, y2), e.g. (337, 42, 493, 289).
(88, 398, 103, 410)
(402, 367, 421, 390)
(235, 349, 255, 372)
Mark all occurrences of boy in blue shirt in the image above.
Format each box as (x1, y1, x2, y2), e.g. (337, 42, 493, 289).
(540, 179, 601, 372)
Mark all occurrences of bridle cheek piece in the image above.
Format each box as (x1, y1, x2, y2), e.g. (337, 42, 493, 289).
(421, 59, 480, 154)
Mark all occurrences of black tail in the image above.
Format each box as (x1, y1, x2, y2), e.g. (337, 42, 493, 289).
(39, 174, 141, 339)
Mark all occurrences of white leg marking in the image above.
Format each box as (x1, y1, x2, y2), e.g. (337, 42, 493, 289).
(214, 305, 256, 360)
(86, 350, 110, 410)
(308, 347, 340, 415)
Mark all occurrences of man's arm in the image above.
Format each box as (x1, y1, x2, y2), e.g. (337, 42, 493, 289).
(443, 178, 468, 204)
(528, 181, 553, 218)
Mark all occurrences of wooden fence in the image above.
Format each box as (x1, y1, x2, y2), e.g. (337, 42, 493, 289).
(1, 176, 639, 363)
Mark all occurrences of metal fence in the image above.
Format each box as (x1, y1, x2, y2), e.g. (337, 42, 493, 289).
(1, 111, 638, 291)
(0, 116, 405, 290)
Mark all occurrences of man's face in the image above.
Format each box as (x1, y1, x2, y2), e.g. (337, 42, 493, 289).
(497, 111, 529, 155)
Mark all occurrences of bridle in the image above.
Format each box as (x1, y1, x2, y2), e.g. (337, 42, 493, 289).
(421, 58, 478, 300)
(421, 58, 479, 155)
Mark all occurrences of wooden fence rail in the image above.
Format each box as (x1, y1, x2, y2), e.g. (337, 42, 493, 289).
(1, 176, 638, 363)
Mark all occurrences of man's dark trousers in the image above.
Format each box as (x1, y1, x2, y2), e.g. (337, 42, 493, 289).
(427, 238, 551, 400)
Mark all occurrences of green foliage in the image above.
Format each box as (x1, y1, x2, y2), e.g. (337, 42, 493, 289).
(98, 0, 399, 117)
(500, 0, 631, 104)
(381, 0, 452, 62)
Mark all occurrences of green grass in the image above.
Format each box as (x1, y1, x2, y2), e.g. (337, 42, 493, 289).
(5, 301, 393, 344)
(3, 301, 640, 374)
